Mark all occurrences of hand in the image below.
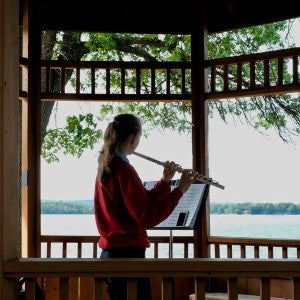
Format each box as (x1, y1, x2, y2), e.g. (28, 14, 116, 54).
(177, 169, 197, 193)
(161, 161, 178, 182)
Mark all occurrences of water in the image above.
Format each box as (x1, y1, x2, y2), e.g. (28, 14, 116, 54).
(41, 214, 300, 239)
(210, 214, 300, 239)
(41, 214, 300, 258)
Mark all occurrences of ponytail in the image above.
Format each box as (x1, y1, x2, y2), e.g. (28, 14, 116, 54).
(97, 114, 141, 183)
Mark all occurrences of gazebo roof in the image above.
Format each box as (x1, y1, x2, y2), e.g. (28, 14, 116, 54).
(39, 0, 300, 34)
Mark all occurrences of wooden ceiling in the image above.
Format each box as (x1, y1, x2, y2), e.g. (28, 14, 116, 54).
(38, 0, 300, 34)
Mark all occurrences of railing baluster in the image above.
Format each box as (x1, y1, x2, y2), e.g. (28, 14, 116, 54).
(277, 57, 283, 85)
(62, 242, 67, 258)
(227, 277, 238, 300)
(227, 245, 232, 258)
(91, 66, 95, 94)
(194, 277, 206, 300)
(121, 68, 126, 94)
(94, 278, 106, 300)
(184, 242, 189, 258)
(260, 277, 270, 300)
(236, 62, 242, 90)
(93, 242, 98, 258)
(254, 245, 259, 258)
(263, 59, 270, 87)
(45, 66, 50, 93)
(241, 245, 246, 258)
(76, 67, 80, 94)
(181, 67, 186, 94)
(209, 65, 216, 92)
(268, 246, 273, 259)
(292, 277, 300, 300)
(292, 56, 299, 84)
(46, 241, 51, 258)
(127, 279, 137, 300)
(136, 67, 141, 95)
(223, 64, 229, 91)
(154, 241, 159, 258)
(24, 278, 36, 300)
(106, 67, 110, 94)
(60, 277, 69, 300)
(215, 244, 220, 258)
(78, 242, 82, 258)
(169, 230, 173, 258)
(162, 278, 173, 300)
(166, 67, 171, 94)
(250, 60, 255, 88)
(151, 68, 155, 94)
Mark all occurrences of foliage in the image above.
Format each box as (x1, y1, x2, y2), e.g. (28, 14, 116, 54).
(41, 18, 300, 162)
(41, 200, 94, 214)
(210, 202, 300, 215)
(41, 200, 300, 215)
(42, 113, 101, 163)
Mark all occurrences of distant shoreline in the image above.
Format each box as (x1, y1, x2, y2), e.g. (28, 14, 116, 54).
(41, 200, 300, 215)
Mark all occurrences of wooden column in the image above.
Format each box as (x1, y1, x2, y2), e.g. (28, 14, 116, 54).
(190, 0, 209, 258)
(21, 0, 30, 258)
(24, 0, 42, 257)
(0, 0, 20, 298)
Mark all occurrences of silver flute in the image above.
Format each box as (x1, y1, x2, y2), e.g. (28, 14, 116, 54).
(133, 151, 225, 190)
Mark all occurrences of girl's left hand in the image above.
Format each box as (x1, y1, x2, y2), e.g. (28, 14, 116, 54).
(162, 161, 178, 182)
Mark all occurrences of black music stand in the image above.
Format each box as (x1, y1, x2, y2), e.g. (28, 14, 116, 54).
(144, 180, 210, 229)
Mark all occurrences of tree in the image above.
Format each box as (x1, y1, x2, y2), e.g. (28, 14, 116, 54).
(41, 19, 300, 163)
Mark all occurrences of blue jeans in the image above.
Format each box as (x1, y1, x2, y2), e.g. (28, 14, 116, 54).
(100, 248, 152, 300)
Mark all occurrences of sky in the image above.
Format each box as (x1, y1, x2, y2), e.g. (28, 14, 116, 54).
(40, 18, 300, 204)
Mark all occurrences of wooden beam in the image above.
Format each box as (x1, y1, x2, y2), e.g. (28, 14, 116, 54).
(0, 0, 20, 298)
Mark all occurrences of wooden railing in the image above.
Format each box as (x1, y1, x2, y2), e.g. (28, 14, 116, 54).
(40, 234, 300, 260)
(4, 258, 300, 300)
(206, 47, 300, 99)
(208, 236, 300, 259)
(3, 234, 300, 299)
(19, 47, 300, 102)
(40, 234, 194, 259)
(39, 60, 192, 101)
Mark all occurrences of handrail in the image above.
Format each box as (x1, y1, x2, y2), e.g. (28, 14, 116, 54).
(4, 258, 300, 300)
(4, 258, 300, 277)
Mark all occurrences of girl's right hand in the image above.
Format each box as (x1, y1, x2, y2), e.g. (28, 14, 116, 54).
(177, 169, 197, 193)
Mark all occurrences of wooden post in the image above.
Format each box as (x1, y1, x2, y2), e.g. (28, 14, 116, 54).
(0, 0, 20, 298)
(190, 0, 209, 258)
(25, 0, 42, 258)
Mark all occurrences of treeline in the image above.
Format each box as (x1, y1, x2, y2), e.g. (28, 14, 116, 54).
(210, 202, 300, 215)
(41, 200, 300, 215)
(41, 200, 94, 214)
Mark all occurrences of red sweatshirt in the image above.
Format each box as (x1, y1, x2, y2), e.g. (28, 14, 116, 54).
(94, 155, 183, 249)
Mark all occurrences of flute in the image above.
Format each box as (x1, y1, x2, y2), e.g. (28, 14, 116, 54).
(133, 151, 225, 190)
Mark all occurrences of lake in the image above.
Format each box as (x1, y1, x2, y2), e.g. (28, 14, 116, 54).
(41, 214, 300, 239)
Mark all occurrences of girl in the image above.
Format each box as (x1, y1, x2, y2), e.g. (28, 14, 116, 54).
(94, 113, 196, 300)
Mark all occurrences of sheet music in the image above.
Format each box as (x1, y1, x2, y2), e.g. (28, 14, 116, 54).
(144, 180, 209, 229)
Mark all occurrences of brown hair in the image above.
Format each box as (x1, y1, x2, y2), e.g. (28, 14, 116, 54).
(97, 113, 142, 183)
